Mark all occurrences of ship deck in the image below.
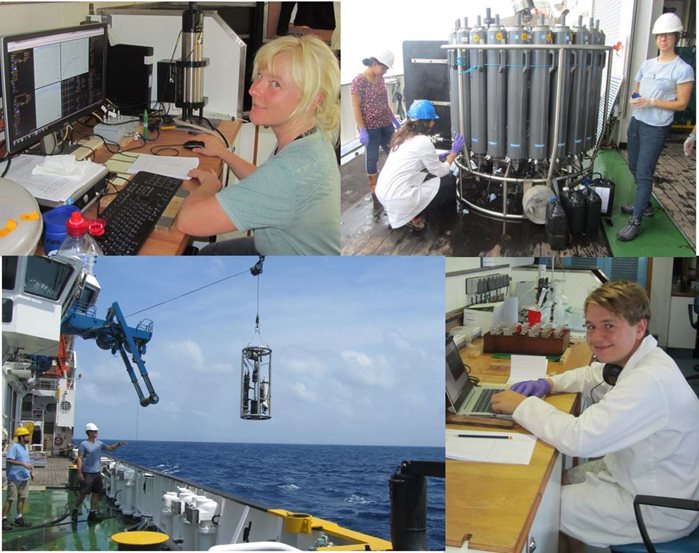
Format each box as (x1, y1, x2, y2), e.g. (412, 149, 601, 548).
(341, 132, 695, 257)
(2, 457, 128, 551)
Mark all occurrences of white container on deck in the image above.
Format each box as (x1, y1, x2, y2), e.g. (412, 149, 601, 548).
(161, 491, 179, 539)
(121, 468, 137, 515)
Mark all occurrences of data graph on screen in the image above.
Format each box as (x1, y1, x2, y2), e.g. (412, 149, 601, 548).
(1, 24, 106, 153)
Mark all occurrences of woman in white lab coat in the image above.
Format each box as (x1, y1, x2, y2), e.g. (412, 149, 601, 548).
(491, 281, 699, 549)
(375, 100, 463, 231)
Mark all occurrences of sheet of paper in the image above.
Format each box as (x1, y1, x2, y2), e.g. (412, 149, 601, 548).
(126, 153, 199, 180)
(446, 429, 536, 465)
(6, 154, 106, 203)
(507, 354, 548, 385)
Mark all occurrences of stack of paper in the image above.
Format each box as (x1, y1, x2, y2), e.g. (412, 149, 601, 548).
(446, 429, 537, 465)
(6, 154, 107, 206)
(126, 154, 199, 180)
(507, 354, 548, 385)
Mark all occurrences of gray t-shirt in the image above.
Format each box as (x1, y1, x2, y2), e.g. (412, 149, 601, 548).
(78, 439, 106, 473)
(215, 131, 340, 255)
(633, 56, 694, 127)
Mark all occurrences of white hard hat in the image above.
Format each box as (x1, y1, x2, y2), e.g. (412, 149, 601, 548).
(652, 12, 683, 34)
(373, 48, 394, 69)
(85, 423, 99, 432)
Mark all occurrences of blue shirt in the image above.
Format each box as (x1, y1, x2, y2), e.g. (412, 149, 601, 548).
(6, 442, 31, 481)
(633, 56, 694, 127)
(78, 439, 106, 473)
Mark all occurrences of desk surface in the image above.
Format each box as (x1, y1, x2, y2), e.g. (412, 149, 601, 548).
(446, 339, 592, 553)
(36, 119, 242, 256)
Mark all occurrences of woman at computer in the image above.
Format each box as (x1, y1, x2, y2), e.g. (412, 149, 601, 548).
(490, 281, 699, 551)
(175, 35, 340, 255)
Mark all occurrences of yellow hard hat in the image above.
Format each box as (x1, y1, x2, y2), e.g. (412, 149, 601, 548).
(14, 427, 30, 437)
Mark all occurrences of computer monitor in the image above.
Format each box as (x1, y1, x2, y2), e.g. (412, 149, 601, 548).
(0, 23, 107, 154)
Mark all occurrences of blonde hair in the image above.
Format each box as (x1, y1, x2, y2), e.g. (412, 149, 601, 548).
(584, 281, 651, 326)
(253, 35, 340, 144)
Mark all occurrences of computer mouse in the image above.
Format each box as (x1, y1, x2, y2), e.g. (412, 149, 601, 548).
(183, 140, 205, 150)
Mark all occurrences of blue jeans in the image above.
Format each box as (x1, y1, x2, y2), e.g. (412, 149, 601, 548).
(626, 117, 671, 219)
(365, 124, 394, 175)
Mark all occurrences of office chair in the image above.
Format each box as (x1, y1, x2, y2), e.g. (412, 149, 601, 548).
(687, 297, 699, 381)
(610, 495, 699, 553)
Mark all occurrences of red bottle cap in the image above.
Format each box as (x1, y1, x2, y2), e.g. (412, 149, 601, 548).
(66, 212, 89, 237)
(88, 218, 106, 237)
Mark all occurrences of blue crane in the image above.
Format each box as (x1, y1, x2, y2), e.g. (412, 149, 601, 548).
(61, 300, 159, 407)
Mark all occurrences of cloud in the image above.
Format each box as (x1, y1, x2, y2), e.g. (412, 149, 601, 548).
(285, 350, 329, 377)
(159, 340, 231, 374)
(290, 382, 318, 402)
(339, 350, 395, 389)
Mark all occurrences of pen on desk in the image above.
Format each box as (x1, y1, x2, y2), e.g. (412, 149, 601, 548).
(143, 110, 149, 140)
(457, 434, 512, 440)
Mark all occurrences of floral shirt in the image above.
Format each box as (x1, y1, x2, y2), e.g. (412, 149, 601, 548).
(351, 73, 392, 129)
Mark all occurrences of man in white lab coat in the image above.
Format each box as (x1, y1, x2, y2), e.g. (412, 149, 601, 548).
(492, 281, 699, 550)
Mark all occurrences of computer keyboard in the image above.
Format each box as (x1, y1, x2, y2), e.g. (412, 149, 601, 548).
(473, 388, 499, 413)
(97, 171, 182, 255)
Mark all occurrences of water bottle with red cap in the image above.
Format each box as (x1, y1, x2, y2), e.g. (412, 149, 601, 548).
(56, 212, 104, 275)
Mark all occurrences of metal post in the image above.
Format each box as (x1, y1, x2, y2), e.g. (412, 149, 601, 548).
(546, 47, 566, 187)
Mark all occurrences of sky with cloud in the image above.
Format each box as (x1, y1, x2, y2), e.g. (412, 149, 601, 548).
(72, 256, 445, 446)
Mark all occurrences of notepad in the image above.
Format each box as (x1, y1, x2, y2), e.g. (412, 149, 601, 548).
(506, 354, 548, 385)
(446, 429, 537, 465)
(126, 153, 199, 180)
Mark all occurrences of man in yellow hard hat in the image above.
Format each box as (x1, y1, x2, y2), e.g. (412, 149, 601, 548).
(2, 427, 34, 531)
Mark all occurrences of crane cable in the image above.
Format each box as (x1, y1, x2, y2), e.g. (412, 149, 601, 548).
(125, 268, 250, 319)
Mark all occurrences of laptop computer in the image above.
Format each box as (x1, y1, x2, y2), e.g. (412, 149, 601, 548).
(445, 336, 513, 420)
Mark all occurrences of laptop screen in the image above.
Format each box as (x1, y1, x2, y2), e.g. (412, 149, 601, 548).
(445, 337, 474, 411)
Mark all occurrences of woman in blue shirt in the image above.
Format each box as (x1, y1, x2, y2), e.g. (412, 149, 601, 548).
(617, 12, 694, 241)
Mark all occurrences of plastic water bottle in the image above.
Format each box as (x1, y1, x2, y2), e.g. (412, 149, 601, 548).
(56, 212, 103, 275)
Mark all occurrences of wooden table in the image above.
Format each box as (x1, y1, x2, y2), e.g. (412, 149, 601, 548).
(36, 119, 242, 256)
(446, 340, 592, 553)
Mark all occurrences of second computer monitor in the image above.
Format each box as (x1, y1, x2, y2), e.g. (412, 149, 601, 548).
(0, 23, 107, 154)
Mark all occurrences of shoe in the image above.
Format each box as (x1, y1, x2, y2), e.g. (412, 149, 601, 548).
(617, 218, 642, 241)
(2, 519, 12, 531)
(87, 512, 103, 522)
(370, 193, 384, 219)
(71, 509, 78, 522)
(406, 216, 425, 231)
(14, 517, 31, 527)
(620, 204, 653, 217)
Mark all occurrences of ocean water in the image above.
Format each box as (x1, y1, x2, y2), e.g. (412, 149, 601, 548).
(109, 441, 445, 550)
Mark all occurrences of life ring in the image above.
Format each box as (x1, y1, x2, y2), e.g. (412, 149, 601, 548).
(54, 436, 64, 446)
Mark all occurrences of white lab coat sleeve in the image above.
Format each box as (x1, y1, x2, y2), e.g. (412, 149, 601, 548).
(513, 368, 669, 458)
(417, 137, 451, 178)
(551, 363, 609, 399)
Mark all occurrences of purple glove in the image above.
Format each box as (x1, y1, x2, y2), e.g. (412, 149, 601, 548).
(438, 152, 449, 162)
(450, 133, 465, 154)
(391, 116, 401, 129)
(359, 128, 369, 147)
(510, 378, 551, 398)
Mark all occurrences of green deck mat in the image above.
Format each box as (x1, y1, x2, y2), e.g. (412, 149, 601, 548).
(594, 150, 695, 257)
(2, 489, 126, 551)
